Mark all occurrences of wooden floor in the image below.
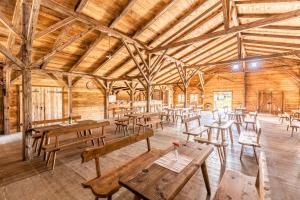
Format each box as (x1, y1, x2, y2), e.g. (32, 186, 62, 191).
(0, 112, 299, 200)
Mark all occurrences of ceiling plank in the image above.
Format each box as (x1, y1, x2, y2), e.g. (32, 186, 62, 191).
(151, 9, 300, 52)
(34, 16, 76, 39)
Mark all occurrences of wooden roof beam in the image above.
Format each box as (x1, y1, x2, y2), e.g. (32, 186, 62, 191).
(34, 16, 76, 39)
(151, 8, 300, 52)
(41, 0, 147, 49)
(222, 0, 230, 30)
(0, 10, 23, 40)
(189, 49, 300, 69)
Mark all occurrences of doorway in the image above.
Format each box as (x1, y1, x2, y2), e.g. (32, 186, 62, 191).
(214, 91, 232, 110)
(258, 90, 283, 114)
(19, 86, 63, 123)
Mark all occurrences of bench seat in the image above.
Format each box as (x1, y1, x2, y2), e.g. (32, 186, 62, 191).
(213, 170, 259, 200)
(194, 136, 227, 147)
(42, 134, 105, 152)
(82, 149, 164, 198)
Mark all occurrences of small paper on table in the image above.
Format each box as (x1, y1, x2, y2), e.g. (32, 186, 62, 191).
(154, 152, 193, 173)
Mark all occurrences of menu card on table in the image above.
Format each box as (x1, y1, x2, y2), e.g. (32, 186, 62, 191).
(154, 151, 193, 173)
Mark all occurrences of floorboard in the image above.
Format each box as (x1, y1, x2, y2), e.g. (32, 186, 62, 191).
(0, 112, 299, 200)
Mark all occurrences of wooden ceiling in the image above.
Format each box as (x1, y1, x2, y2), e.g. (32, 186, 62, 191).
(1, 0, 300, 87)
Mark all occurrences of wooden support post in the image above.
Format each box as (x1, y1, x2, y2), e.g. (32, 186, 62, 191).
(146, 83, 151, 112)
(3, 67, 11, 134)
(67, 76, 73, 119)
(183, 85, 188, 108)
(21, 0, 41, 160)
(104, 81, 109, 119)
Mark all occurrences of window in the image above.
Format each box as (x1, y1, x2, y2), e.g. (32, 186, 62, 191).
(190, 94, 198, 103)
(214, 91, 232, 110)
(178, 94, 185, 102)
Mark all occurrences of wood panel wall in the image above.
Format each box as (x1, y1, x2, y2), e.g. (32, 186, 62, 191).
(203, 72, 245, 110)
(202, 70, 300, 112)
(173, 86, 203, 107)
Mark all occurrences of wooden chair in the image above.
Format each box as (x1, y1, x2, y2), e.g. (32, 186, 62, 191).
(244, 111, 258, 130)
(42, 121, 110, 170)
(182, 115, 209, 142)
(32, 115, 81, 153)
(286, 113, 300, 137)
(81, 129, 164, 200)
(239, 120, 261, 163)
(213, 152, 271, 200)
(114, 110, 131, 136)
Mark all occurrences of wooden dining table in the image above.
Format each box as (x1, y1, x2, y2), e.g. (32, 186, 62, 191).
(119, 142, 214, 200)
(205, 120, 235, 143)
(125, 112, 153, 134)
(31, 120, 97, 156)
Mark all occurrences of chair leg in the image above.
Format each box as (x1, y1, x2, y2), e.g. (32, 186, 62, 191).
(138, 126, 141, 134)
(291, 127, 294, 137)
(160, 122, 163, 130)
(216, 147, 223, 165)
(51, 151, 57, 171)
(186, 134, 190, 143)
(46, 152, 52, 166)
(240, 145, 244, 160)
(246, 123, 248, 130)
(252, 123, 255, 131)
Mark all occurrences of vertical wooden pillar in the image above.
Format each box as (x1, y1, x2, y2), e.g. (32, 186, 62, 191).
(67, 76, 73, 118)
(104, 81, 109, 119)
(130, 89, 135, 109)
(146, 83, 151, 112)
(3, 67, 11, 134)
(183, 85, 188, 108)
(21, 0, 32, 160)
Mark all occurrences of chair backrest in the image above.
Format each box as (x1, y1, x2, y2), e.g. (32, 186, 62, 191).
(257, 152, 271, 200)
(212, 109, 219, 119)
(183, 115, 201, 131)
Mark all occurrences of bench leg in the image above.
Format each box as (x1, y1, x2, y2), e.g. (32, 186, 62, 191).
(246, 123, 248, 130)
(160, 122, 163, 130)
(186, 134, 190, 143)
(216, 147, 223, 165)
(253, 147, 258, 164)
(201, 161, 211, 195)
(252, 123, 255, 131)
(291, 127, 295, 137)
(240, 145, 244, 160)
(228, 127, 233, 143)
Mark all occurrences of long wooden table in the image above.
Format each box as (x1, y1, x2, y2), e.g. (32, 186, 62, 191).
(119, 142, 213, 200)
(31, 120, 97, 156)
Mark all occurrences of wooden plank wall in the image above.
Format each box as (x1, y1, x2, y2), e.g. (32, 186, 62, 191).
(203, 72, 245, 109)
(173, 86, 203, 106)
(202, 70, 299, 111)
(6, 74, 105, 133)
(246, 70, 300, 111)
(0, 68, 3, 134)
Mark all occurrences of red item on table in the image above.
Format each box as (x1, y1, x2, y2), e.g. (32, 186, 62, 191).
(173, 141, 180, 147)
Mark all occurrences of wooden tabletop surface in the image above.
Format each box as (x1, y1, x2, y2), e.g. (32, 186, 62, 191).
(119, 142, 213, 200)
(31, 120, 97, 133)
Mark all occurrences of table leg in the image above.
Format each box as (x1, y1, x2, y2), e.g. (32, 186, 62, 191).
(133, 117, 136, 134)
(201, 161, 211, 195)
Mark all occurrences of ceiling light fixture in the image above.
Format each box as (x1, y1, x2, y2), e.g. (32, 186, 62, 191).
(232, 63, 239, 71)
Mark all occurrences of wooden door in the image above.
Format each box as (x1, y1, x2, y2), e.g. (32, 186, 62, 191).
(20, 86, 63, 125)
(258, 91, 283, 114)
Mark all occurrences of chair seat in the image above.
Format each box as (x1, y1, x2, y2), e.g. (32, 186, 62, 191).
(183, 126, 209, 136)
(239, 131, 260, 146)
(244, 118, 255, 123)
(194, 136, 227, 147)
(213, 170, 259, 200)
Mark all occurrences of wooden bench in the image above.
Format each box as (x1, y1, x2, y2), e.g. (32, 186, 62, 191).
(32, 115, 81, 152)
(136, 112, 163, 133)
(81, 128, 163, 200)
(239, 120, 262, 163)
(42, 120, 110, 170)
(213, 152, 271, 200)
(182, 115, 209, 143)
